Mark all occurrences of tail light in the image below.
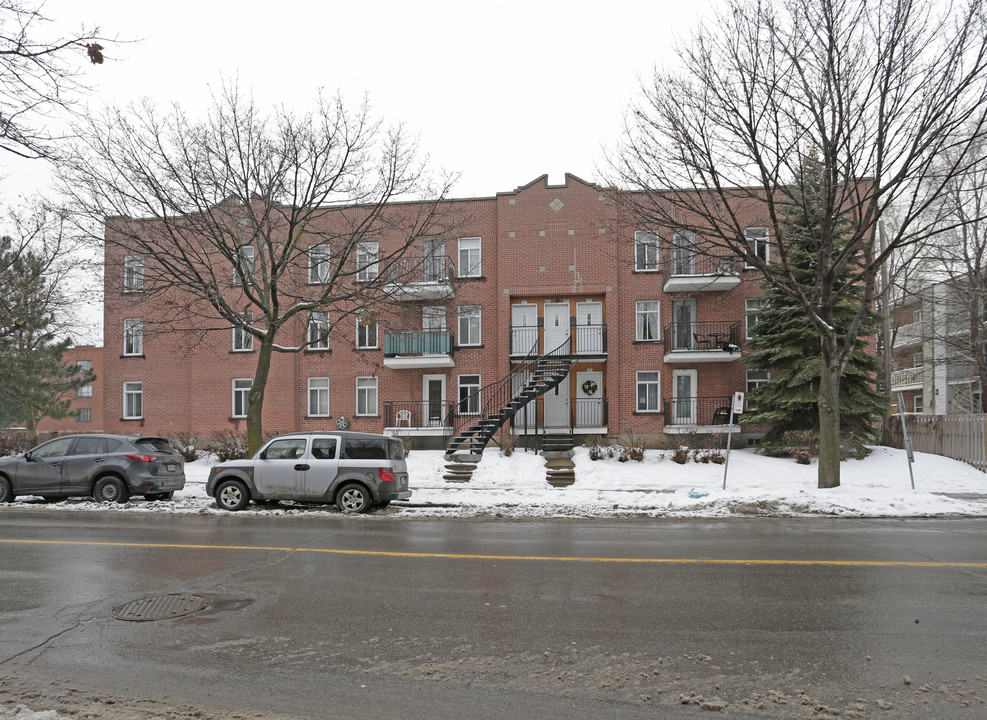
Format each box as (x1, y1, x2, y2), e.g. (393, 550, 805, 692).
(125, 454, 158, 463)
(379, 468, 395, 483)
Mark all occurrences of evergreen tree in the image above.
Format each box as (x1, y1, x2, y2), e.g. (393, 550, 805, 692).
(0, 236, 93, 431)
(743, 158, 887, 451)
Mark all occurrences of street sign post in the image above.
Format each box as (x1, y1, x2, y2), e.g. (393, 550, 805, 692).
(723, 392, 744, 489)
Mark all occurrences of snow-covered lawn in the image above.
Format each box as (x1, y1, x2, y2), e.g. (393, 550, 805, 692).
(2, 445, 985, 518)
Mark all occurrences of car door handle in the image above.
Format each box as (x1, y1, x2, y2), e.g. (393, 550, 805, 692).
(294, 464, 310, 471)
(93, 458, 104, 464)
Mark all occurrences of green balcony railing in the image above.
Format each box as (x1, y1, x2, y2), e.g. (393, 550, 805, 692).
(383, 330, 454, 356)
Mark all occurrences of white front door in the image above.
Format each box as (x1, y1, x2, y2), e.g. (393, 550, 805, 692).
(672, 370, 697, 425)
(543, 302, 570, 353)
(544, 375, 570, 428)
(422, 374, 446, 426)
(576, 371, 603, 427)
(511, 303, 538, 355)
(575, 302, 603, 355)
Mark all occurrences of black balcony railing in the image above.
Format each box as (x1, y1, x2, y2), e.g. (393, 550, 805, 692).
(663, 396, 736, 426)
(662, 252, 742, 277)
(662, 321, 742, 352)
(383, 255, 456, 284)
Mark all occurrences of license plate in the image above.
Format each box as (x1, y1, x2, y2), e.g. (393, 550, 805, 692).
(166, 464, 176, 472)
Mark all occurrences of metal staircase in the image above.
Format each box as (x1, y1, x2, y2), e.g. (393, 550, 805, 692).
(443, 339, 574, 481)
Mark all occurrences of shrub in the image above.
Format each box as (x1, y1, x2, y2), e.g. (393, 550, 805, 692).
(0, 432, 37, 458)
(671, 446, 690, 464)
(169, 431, 201, 462)
(498, 426, 516, 457)
(206, 430, 249, 462)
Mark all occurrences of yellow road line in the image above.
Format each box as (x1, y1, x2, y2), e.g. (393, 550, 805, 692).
(1, 538, 985, 568)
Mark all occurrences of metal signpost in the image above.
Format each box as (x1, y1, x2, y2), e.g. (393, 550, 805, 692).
(896, 391, 916, 490)
(723, 391, 744, 489)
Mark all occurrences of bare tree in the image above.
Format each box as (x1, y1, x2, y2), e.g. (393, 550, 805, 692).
(609, 0, 987, 487)
(57, 84, 457, 453)
(0, 0, 109, 160)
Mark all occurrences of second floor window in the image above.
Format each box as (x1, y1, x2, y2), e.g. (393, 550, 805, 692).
(357, 313, 378, 349)
(309, 244, 331, 284)
(233, 313, 253, 352)
(746, 297, 765, 339)
(636, 301, 660, 341)
(634, 231, 659, 271)
(745, 227, 770, 266)
(123, 319, 143, 356)
(458, 306, 481, 346)
(308, 311, 330, 350)
(124, 254, 144, 292)
(233, 245, 255, 286)
(458, 237, 481, 277)
(356, 242, 379, 281)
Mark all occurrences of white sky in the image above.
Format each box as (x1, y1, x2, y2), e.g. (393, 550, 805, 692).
(0, 0, 714, 200)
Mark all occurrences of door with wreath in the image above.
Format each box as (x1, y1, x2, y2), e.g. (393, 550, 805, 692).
(576, 371, 603, 427)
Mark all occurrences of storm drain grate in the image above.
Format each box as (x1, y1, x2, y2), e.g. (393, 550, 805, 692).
(112, 593, 211, 622)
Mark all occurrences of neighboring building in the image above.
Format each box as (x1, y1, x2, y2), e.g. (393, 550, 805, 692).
(98, 174, 778, 448)
(35, 345, 105, 433)
(889, 278, 986, 415)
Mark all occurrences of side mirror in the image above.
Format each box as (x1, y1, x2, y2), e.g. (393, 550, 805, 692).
(24, 451, 33, 461)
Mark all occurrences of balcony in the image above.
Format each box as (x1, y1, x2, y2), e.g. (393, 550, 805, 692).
(381, 255, 455, 301)
(663, 395, 740, 432)
(663, 321, 742, 363)
(663, 253, 742, 293)
(383, 401, 453, 431)
(893, 321, 923, 348)
(508, 324, 607, 358)
(382, 331, 455, 369)
(890, 366, 924, 391)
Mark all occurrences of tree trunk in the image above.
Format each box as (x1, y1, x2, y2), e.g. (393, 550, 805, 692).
(246, 335, 274, 456)
(817, 355, 842, 488)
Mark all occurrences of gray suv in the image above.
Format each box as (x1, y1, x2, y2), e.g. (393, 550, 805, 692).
(206, 431, 411, 513)
(0, 434, 186, 504)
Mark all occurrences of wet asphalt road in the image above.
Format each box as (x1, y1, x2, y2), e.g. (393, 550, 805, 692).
(1, 512, 986, 719)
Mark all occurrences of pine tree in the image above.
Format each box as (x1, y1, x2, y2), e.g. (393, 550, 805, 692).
(743, 158, 887, 452)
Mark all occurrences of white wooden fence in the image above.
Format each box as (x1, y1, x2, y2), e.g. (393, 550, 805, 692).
(887, 414, 987, 472)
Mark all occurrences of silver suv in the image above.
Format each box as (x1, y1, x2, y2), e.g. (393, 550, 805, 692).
(205, 431, 411, 513)
(0, 434, 186, 504)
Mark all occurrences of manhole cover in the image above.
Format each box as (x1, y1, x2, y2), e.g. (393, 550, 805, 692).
(112, 593, 211, 622)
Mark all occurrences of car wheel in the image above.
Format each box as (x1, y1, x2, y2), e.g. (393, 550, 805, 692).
(215, 480, 249, 511)
(93, 477, 130, 503)
(0, 477, 12, 503)
(336, 483, 372, 513)
(144, 491, 174, 501)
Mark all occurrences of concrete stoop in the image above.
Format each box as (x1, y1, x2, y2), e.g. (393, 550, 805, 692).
(443, 458, 480, 483)
(545, 457, 576, 487)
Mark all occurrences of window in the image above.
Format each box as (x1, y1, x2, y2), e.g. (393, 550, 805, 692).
(232, 379, 251, 418)
(308, 311, 330, 350)
(746, 369, 770, 411)
(912, 350, 923, 368)
(76, 408, 92, 423)
(745, 227, 769, 266)
(634, 231, 659, 272)
(233, 245, 255, 285)
(123, 318, 143, 356)
(356, 242, 379, 281)
(458, 237, 481, 277)
(458, 374, 481, 415)
(76, 360, 93, 397)
(636, 371, 660, 412)
(912, 308, 922, 324)
(311, 438, 337, 459)
(233, 312, 253, 352)
(745, 297, 765, 339)
(124, 255, 144, 292)
(357, 313, 378, 349)
(309, 244, 331, 284)
(636, 301, 660, 341)
(423, 238, 446, 282)
(308, 377, 330, 416)
(670, 230, 697, 275)
(123, 381, 143, 419)
(356, 376, 378, 416)
(913, 394, 923, 412)
(458, 306, 481, 346)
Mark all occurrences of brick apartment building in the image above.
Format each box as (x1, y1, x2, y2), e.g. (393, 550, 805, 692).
(35, 345, 104, 434)
(93, 173, 773, 449)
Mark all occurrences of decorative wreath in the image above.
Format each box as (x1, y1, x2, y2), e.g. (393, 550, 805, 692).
(581, 379, 598, 396)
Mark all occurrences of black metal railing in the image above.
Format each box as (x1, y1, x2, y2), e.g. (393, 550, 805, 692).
(662, 252, 742, 277)
(382, 254, 456, 284)
(662, 321, 742, 352)
(663, 396, 736, 426)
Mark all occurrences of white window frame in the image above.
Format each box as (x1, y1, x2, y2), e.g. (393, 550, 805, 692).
(308, 311, 330, 350)
(745, 227, 770, 267)
(458, 305, 481, 346)
(76, 407, 92, 423)
(458, 237, 481, 278)
(232, 378, 251, 418)
(913, 394, 923, 412)
(123, 381, 143, 419)
(356, 242, 379, 282)
(76, 360, 93, 397)
(746, 369, 770, 411)
(233, 245, 255, 285)
(232, 312, 254, 352)
(308, 377, 330, 417)
(356, 376, 378, 416)
(309, 244, 331, 284)
(123, 254, 144, 292)
(745, 297, 765, 339)
(458, 374, 481, 415)
(634, 231, 660, 272)
(123, 318, 143, 356)
(357, 313, 378, 349)
(635, 301, 660, 342)
(636, 371, 661, 412)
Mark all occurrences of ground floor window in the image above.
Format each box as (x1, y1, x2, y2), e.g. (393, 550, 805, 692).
(232, 379, 251, 418)
(356, 376, 378, 416)
(308, 377, 330, 416)
(458, 374, 481, 415)
(636, 371, 660, 412)
(123, 382, 143, 419)
(76, 407, 92, 423)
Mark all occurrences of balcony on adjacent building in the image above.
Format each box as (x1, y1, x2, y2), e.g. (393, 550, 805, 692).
(663, 395, 740, 432)
(662, 253, 742, 293)
(381, 255, 455, 301)
(890, 365, 924, 391)
(508, 324, 607, 358)
(382, 330, 455, 369)
(663, 321, 742, 363)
